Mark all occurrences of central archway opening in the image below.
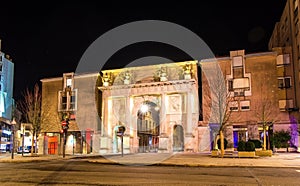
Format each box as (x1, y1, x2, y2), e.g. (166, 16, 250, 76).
(173, 125, 184, 152)
(137, 101, 160, 153)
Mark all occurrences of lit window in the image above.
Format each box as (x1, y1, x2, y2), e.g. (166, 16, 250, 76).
(63, 73, 74, 89)
(66, 78, 72, 88)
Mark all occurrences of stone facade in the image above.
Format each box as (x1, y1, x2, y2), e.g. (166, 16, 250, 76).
(98, 61, 201, 153)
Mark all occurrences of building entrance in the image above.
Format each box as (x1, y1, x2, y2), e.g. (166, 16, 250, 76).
(137, 101, 160, 153)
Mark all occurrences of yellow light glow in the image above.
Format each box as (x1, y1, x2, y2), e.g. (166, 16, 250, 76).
(140, 104, 148, 113)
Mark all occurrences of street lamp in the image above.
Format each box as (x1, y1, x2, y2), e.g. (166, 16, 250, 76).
(11, 118, 16, 159)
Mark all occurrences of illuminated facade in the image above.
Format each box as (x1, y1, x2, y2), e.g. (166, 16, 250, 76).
(201, 49, 299, 151)
(39, 49, 300, 154)
(269, 0, 300, 121)
(268, 0, 300, 151)
(98, 61, 201, 153)
(0, 41, 15, 152)
(39, 72, 100, 155)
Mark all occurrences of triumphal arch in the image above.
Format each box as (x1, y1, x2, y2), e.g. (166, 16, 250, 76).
(98, 60, 202, 153)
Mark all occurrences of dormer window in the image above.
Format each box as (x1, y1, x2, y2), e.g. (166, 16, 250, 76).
(66, 78, 72, 88)
(63, 73, 74, 90)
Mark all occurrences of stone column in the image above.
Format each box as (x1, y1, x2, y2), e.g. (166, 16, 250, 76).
(185, 90, 194, 152)
(125, 96, 132, 153)
(160, 93, 166, 135)
(186, 91, 193, 135)
(158, 93, 169, 152)
(100, 91, 110, 154)
(100, 91, 108, 136)
(125, 96, 131, 133)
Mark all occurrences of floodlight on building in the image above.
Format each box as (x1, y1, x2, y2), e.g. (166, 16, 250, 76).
(140, 103, 149, 113)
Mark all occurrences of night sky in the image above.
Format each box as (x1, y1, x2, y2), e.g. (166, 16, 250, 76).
(0, 1, 287, 100)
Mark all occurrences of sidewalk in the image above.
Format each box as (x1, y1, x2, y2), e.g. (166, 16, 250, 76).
(1, 151, 300, 168)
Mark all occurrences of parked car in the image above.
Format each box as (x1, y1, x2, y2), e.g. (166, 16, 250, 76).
(17, 147, 30, 154)
(27, 146, 38, 153)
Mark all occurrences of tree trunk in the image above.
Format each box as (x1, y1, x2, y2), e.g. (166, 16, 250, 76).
(263, 126, 266, 151)
(31, 131, 35, 156)
(213, 134, 219, 150)
(220, 130, 225, 158)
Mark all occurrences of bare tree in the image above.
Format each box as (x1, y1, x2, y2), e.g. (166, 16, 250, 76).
(253, 86, 278, 150)
(17, 83, 42, 156)
(201, 61, 234, 157)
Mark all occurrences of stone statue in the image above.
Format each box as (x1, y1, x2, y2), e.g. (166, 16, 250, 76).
(183, 63, 192, 80)
(123, 71, 131, 85)
(159, 67, 168, 82)
(102, 73, 111, 86)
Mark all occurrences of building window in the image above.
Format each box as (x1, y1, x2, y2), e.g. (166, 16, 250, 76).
(0, 63, 2, 72)
(279, 99, 294, 111)
(278, 77, 291, 88)
(229, 101, 238, 111)
(63, 73, 74, 90)
(58, 89, 77, 111)
(232, 56, 243, 67)
(228, 80, 233, 91)
(66, 78, 72, 88)
(233, 68, 243, 78)
(58, 91, 67, 111)
(234, 90, 245, 97)
(70, 91, 77, 110)
(283, 54, 291, 64)
(233, 78, 250, 89)
(240, 100, 250, 111)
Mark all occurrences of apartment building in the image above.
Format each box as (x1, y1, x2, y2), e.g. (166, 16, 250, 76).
(269, 0, 300, 119)
(0, 40, 15, 153)
(201, 49, 298, 151)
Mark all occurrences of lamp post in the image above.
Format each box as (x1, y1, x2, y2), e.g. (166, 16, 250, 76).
(11, 118, 16, 159)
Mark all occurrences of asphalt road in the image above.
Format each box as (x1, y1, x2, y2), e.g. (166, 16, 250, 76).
(0, 159, 300, 185)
